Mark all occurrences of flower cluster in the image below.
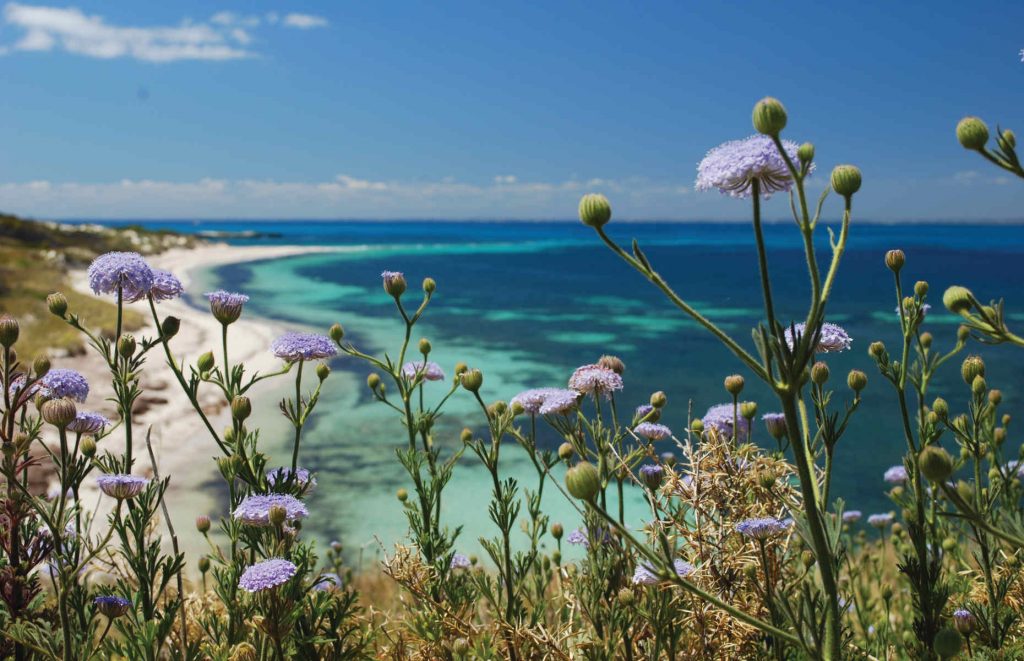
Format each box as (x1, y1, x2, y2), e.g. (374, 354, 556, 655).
(783, 322, 852, 353)
(238, 558, 298, 593)
(233, 494, 309, 527)
(567, 363, 623, 397)
(271, 332, 337, 362)
(702, 402, 750, 443)
(695, 135, 806, 199)
(401, 360, 445, 381)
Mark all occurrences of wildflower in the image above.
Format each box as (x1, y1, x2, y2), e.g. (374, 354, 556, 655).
(87, 252, 154, 298)
(633, 558, 695, 585)
(565, 527, 611, 547)
(695, 135, 807, 199)
(701, 403, 751, 443)
(635, 404, 657, 421)
(93, 595, 131, 618)
(271, 332, 337, 362)
(639, 464, 664, 489)
(234, 494, 309, 527)
(238, 558, 297, 593)
(953, 608, 976, 635)
(401, 360, 445, 381)
(46, 484, 73, 501)
(205, 290, 249, 325)
(842, 510, 862, 524)
(38, 368, 89, 403)
(868, 512, 895, 528)
(450, 553, 471, 570)
(539, 389, 580, 415)
(381, 271, 406, 297)
(66, 411, 108, 435)
(125, 269, 183, 303)
(313, 572, 343, 591)
(883, 465, 908, 485)
(762, 412, 787, 439)
(568, 363, 623, 397)
(735, 517, 791, 540)
(896, 303, 931, 318)
(784, 322, 852, 353)
(634, 422, 672, 440)
(512, 388, 560, 414)
(266, 467, 317, 492)
(96, 474, 148, 500)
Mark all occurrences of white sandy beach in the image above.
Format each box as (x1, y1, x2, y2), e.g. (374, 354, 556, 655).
(62, 242, 347, 564)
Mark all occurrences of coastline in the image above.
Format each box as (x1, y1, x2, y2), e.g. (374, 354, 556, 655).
(63, 242, 347, 564)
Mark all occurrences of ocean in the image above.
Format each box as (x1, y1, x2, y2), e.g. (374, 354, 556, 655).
(81, 220, 1024, 564)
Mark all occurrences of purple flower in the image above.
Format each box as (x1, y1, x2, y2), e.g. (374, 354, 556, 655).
(96, 474, 148, 500)
(238, 558, 297, 592)
(313, 572, 343, 591)
(565, 527, 611, 547)
(695, 135, 807, 199)
(450, 553, 471, 570)
(381, 271, 406, 296)
(87, 252, 154, 298)
(205, 290, 249, 324)
(868, 512, 895, 528)
(762, 412, 787, 439)
(93, 595, 131, 618)
(883, 465, 908, 485)
(632, 558, 694, 585)
(842, 510, 862, 524)
(784, 322, 852, 354)
(639, 464, 664, 489)
(539, 389, 580, 415)
(402, 361, 445, 381)
(735, 517, 791, 540)
(233, 494, 309, 527)
(953, 608, 976, 634)
(127, 269, 183, 303)
(568, 364, 623, 398)
(702, 403, 750, 443)
(634, 422, 672, 440)
(271, 332, 337, 362)
(635, 404, 658, 422)
(39, 368, 89, 403)
(1008, 460, 1024, 479)
(67, 411, 108, 435)
(512, 388, 560, 414)
(266, 467, 316, 492)
(896, 303, 931, 318)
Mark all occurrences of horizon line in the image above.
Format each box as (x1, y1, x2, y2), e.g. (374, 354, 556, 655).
(52, 217, 1024, 225)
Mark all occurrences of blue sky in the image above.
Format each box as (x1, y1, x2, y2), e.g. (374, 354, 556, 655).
(0, 1, 1022, 221)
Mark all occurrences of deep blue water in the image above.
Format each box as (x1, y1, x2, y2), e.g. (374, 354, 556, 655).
(74, 220, 1024, 557)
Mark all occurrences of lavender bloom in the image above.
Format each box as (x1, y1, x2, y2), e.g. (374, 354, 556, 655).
(635, 404, 657, 421)
(896, 303, 931, 318)
(634, 422, 672, 440)
(205, 290, 249, 324)
(313, 572, 343, 591)
(96, 474, 148, 500)
(565, 527, 611, 547)
(568, 364, 623, 397)
(67, 411, 109, 435)
(842, 510, 863, 524)
(539, 389, 581, 415)
(702, 403, 750, 443)
(381, 271, 406, 296)
(1008, 460, 1024, 479)
(632, 558, 695, 585)
(93, 595, 131, 618)
(233, 494, 309, 527)
(883, 465, 908, 485)
(695, 135, 807, 199)
(762, 412, 787, 439)
(39, 368, 89, 403)
(868, 512, 895, 528)
(266, 467, 317, 492)
(450, 553, 472, 570)
(953, 608, 976, 634)
(271, 332, 337, 362)
(402, 360, 445, 381)
(46, 484, 73, 501)
(87, 252, 154, 298)
(511, 388, 561, 414)
(238, 558, 297, 592)
(126, 269, 183, 303)
(784, 322, 852, 354)
(639, 464, 664, 489)
(736, 517, 791, 540)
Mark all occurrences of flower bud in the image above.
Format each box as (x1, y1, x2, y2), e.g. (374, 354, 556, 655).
(367, 373, 381, 390)
(961, 355, 985, 384)
(117, 334, 136, 358)
(460, 428, 473, 443)
(460, 368, 483, 392)
(396, 488, 408, 502)
(847, 369, 867, 393)
(920, 332, 933, 349)
(422, 277, 436, 294)
(160, 316, 180, 339)
(752, 97, 787, 136)
(932, 627, 963, 659)
(558, 442, 574, 460)
(885, 249, 905, 273)
(510, 400, 524, 416)
(47, 292, 69, 318)
(488, 400, 508, 417)
(919, 446, 954, 483)
(956, 116, 989, 150)
(640, 464, 664, 490)
(0, 315, 19, 348)
(811, 361, 830, 385)
(1001, 128, 1017, 150)
(231, 396, 251, 421)
(194, 351, 214, 373)
(317, 363, 330, 381)
(868, 341, 886, 361)
(994, 427, 1006, 445)
(198, 556, 211, 573)
(617, 587, 635, 606)
(223, 427, 236, 444)
(932, 397, 949, 418)
(689, 419, 704, 435)
(578, 193, 612, 228)
(328, 323, 344, 343)
(739, 401, 757, 419)
(650, 391, 667, 409)
(989, 389, 1002, 406)
(81, 435, 97, 457)
(196, 515, 211, 533)
(551, 522, 563, 539)
(94, 596, 131, 619)
(659, 451, 676, 467)
(758, 472, 776, 489)
(797, 142, 814, 164)
(452, 638, 470, 655)
(830, 166, 862, 200)
(723, 374, 744, 395)
(418, 338, 432, 355)
(801, 551, 815, 569)
(382, 271, 406, 298)
(972, 375, 986, 396)
(943, 286, 974, 314)
(33, 356, 50, 378)
(41, 398, 77, 428)
(565, 461, 601, 501)
(268, 504, 287, 527)
(598, 355, 625, 375)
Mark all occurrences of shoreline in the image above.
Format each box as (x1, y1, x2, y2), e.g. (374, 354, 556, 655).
(63, 242, 348, 564)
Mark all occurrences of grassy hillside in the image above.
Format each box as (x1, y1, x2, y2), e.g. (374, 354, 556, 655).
(0, 213, 199, 358)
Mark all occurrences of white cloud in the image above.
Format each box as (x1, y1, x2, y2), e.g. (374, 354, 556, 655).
(0, 3, 331, 62)
(282, 13, 328, 29)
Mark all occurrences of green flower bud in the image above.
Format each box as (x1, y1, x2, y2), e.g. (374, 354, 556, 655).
(885, 249, 905, 273)
(223, 426, 236, 444)
(740, 401, 757, 420)
(617, 587, 635, 606)
(196, 351, 215, 373)
(811, 361, 830, 385)
(460, 428, 473, 443)
(41, 398, 77, 428)
(690, 419, 704, 435)
(488, 400, 507, 417)
(160, 316, 180, 339)
(989, 389, 1002, 406)
(919, 446, 954, 483)
(650, 391, 667, 409)
(868, 341, 886, 361)
(956, 116, 989, 150)
(1002, 128, 1016, 149)
(957, 325, 971, 343)
(752, 97, 788, 136)
(847, 369, 867, 393)
(382, 272, 407, 298)
(943, 286, 974, 314)
(81, 435, 97, 457)
(961, 355, 985, 384)
(758, 472, 776, 489)
(117, 334, 136, 358)
(317, 363, 330, 381)
(932, 627, 962, 659)
(452, 638, 470, 655)
(920, 332, 933, 349)
(552, 550, 561, 565)
(268, 504, 287, 527)
(565, 461, 601, 501)
(418, 338, 432, 355)
(551, 522, 563, 540)
(460, 368, 483, 392)
(510, 400, 524, 416)
(33, 356, 50, 378)
(972, 375, 986, 396)
(578, 193, 612, 228)
(994, 427, 1006, 445)
(723, 374, 744, 395)
(47, 292, 68, 318)
(598, 354, 625, 375)
(797, 142, 814, 164)
(558, 442, 574, 460)
(196, 515, 211, 533)
(914, 280, 928, 298)
(198, 556, 211, 573)
(396, 488, 408, 502)
(329, 323, 344, 343)
(231, 396, 251, 421)
(367, 373, 381, 390)
(932, 397, 949, 418)
(0, 315, 19, 348)
(422, 277, 436, 294)
(830, 165, 862, 198)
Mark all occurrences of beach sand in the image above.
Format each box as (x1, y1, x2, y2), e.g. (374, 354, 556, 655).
(61, 243, 345, 565)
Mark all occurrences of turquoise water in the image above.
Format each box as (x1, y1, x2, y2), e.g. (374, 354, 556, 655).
(92, 220, 1024, 565)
